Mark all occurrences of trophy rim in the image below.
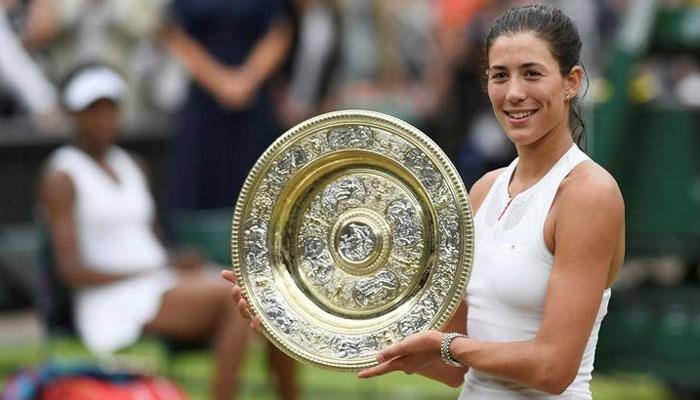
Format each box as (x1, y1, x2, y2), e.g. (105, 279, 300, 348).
(231, 109, 473, 371)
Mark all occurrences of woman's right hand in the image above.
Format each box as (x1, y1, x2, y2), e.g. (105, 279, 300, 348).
(221, 270, 262, 331)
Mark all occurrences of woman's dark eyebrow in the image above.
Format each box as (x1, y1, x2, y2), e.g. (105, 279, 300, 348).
(520, 62, 545, 69)
(488, 63, 545, 70)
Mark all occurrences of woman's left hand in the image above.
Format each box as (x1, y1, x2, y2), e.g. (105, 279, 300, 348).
(358, 330, 444, 379)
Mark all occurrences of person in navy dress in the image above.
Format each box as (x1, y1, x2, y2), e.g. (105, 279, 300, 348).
(162, 1, 298, 399)
(166, 0, 293, 210)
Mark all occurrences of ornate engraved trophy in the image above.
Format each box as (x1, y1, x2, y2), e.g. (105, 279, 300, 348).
(231, 110, 473, 370)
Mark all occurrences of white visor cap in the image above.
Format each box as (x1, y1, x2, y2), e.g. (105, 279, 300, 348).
(63, 66, 127, 112)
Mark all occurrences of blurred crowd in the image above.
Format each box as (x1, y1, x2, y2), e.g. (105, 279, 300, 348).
(2, 0, 697, 179)
(0, 0, 652, 188)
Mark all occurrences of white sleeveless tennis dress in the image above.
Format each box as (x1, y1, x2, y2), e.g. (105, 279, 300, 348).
(47, 145, 177, 355)
(458, 144, 611, 399)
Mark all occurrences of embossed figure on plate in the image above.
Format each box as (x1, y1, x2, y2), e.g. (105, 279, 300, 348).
(262, 295, 296, 334)
(386, 199, 422, 247)
(300, 237, 334, 285)
(321, 176, 366, 212)
(327, 125, 374, 150)
(338, 222, 377, 263)
(243, 219, 269, 272)
(439, 214, 460, 260)
(330, 335, 379, 358)
(352, 270, 400, 307)
(403, 148, 444, 191)
(396, 294, 439, 337)
(275, 146, 308, 176)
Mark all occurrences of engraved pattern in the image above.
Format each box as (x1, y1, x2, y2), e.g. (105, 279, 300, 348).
(439, 213, 460, 261)
(338, 222, 377, 262)
(386, 199, 422, 247)
(268, 146, 309, 189)
(302, 236, 326, 259)
(396, 295, 439, 337)
(321, 176, 366, 212)
(261, 294, 297, 335)
(242, 219, 270, 273)
(330, 335, 379, 358)
(403, 148, 444, 191)
(275, 146, 308, 176)
(296, 173, 426, 314)
(260, 290, 388, 360)
(300, 237, 334, 285)
(353, 270, 400, 307)
(327, 125, 374, 150)
(233, 111, 472, 370)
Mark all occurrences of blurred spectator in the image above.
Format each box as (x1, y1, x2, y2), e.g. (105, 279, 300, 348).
(277, 0, 340, 127)
(0, 0, 62, 128)
(429, 0, 516, 185)
(629, 55, 700, 107)
(161, 1, 298, 398)
(427, 0, 490, 163)
(38, 64, 250, 400)
(161, 0, 294, 211)
(326, 0, 445, 127)
(21, 0, 166, 122)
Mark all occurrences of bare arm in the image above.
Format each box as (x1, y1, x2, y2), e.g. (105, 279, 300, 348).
(449, 165, 624, 394)
(21, 0, 60, 51)
(213, 16, 292, 110)
(0, 4, 58, 114)
(39, 171, 140, 289)
(467, 168, 505, 215)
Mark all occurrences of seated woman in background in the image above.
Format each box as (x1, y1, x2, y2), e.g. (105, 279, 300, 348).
(37, 64, 250, 400)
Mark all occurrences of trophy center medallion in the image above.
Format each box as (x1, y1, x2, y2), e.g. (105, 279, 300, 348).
(330, 209, 391, 276)
(337, 221, 377, 263)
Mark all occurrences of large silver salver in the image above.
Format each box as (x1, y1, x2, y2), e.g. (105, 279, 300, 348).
(231, 110, 473, 370)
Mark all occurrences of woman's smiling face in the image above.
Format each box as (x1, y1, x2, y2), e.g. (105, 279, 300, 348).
(487, 31, 580, 147)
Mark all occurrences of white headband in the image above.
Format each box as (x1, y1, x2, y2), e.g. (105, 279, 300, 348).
(63, 66, 126, 111)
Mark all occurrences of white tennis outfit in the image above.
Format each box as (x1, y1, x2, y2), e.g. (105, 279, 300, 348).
(459, 144, 611, 399)
(47, 145, 177, 355)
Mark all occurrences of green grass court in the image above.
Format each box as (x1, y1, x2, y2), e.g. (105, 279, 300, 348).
(0, 336, 675, 400)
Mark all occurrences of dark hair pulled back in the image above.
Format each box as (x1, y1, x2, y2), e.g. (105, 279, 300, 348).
(484, 4, 586, 147)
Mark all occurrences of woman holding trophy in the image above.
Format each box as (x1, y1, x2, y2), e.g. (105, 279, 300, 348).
(224, 4, 624, 399)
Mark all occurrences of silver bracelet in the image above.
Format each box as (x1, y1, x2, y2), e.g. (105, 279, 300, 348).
(440, 332, 468, 367)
